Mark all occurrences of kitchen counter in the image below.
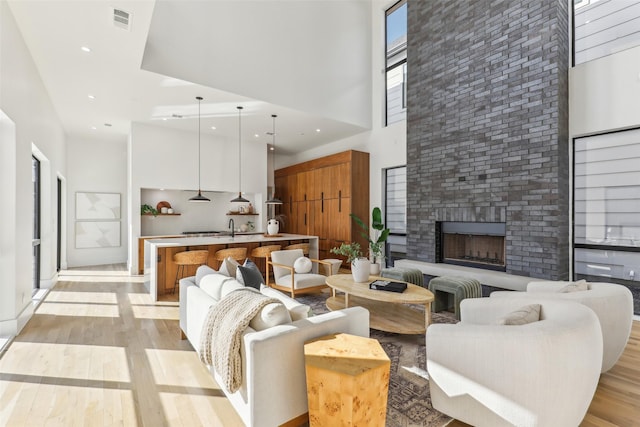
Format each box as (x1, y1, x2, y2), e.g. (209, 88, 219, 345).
(144, 233, 319, 301)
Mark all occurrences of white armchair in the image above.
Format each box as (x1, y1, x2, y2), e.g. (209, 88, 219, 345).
(491, 281, 633, 372)
(427, 298, 603, 427)
(267, 249, 331, 298)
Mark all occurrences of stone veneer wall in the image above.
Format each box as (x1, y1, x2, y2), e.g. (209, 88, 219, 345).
(406, 0, 570, 280)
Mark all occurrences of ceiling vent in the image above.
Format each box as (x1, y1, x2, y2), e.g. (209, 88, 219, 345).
(111, 8, 131, 31)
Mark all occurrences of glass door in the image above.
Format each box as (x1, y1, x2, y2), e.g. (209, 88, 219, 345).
(33, 156, 41, 291)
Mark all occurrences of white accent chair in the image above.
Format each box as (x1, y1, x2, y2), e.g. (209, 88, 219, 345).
(267, 249, 331, 298)
(426, 298, 603, 427)
(491, 281, 633, 372)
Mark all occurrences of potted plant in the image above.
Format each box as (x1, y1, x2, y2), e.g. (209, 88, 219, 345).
(330, 242, 370, 283)
(141, 204, 158, 217)
(350, 207, 391, 275)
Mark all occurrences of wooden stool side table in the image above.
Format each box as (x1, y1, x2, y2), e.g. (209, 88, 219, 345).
(304, 333, 390, 427)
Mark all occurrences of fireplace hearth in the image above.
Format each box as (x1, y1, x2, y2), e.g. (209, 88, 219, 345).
(437, 222, 506, 271)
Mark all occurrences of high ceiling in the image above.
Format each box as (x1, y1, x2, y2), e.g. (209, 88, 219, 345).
(7, 0, 372, 155)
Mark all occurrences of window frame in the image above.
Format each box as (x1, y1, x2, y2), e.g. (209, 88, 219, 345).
(384, 0, 407, 127)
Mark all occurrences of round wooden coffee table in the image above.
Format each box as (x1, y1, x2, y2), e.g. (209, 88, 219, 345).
(325, 274, 434, 334)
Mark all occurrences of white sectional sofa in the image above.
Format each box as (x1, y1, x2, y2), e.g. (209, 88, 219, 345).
(179, 268, 369, 427)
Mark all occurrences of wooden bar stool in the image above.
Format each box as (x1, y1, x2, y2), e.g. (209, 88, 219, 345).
(212, 247, 248, 269)
(284, 243, 309, 255)
(172, 250, 208, 294)
(250, 244, 281, 278)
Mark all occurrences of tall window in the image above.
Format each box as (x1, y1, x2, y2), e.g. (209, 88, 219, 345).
(574, 128, 640, 284)
(384, 166, 407, 265)
(385, 0, 407, 126)
(573, 0, 640, 66)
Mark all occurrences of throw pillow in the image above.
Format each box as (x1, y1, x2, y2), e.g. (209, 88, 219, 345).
(199, 274, 243, 301)
(236, 259, 265, 290)
(249, 300, 292, 331)
(293, 256, 312, 274)
(559, 279, 589, 293)
(497, 304, 541, 325)
(260, 285, 313, 320)
(196, 265, 218, 285)
(219, 256, 240, 278)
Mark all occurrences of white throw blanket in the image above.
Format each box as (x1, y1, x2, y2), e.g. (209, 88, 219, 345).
(199, 288, 280, 393)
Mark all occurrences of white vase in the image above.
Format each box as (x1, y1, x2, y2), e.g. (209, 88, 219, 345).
(267, 219, 279, 235)
(370, 262, 381, 276)
(351, 258, 371, 283)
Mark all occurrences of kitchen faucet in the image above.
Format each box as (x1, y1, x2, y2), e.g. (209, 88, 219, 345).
(228, 218, 235, 238)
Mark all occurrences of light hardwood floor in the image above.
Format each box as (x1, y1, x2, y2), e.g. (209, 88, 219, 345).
(1, 265, 639, 426)
(0, 265, 243, 427)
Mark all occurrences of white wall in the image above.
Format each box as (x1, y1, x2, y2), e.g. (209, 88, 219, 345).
(0, 2, 67, 335)
(570, 44, 640, 136)
(128, 122, 267, 273)
(66, 137, 128, 267)
(278, 0, 407, 213)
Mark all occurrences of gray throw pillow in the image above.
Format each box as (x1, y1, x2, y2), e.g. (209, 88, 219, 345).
(237, 259, 265, 290)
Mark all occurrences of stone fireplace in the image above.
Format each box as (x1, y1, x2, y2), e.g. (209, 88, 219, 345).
(405, 0, 570, 280)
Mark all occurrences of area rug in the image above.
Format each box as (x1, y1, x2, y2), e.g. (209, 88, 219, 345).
(296, 291, 457, 427)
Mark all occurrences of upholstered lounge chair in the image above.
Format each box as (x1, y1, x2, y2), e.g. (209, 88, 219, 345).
(491, 280, 634, 372)
(427, 298, 602, 427)
(267, 249, 332, 298)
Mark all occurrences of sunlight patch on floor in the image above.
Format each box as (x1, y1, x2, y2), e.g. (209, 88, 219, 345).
(36, 302, 120, 318)
(145, 348, 218, 389)
(45, 290, 118, 304)
(131, 305, 178, 320)
(58, 274, 145, 284)
(0, 342, 130, 382)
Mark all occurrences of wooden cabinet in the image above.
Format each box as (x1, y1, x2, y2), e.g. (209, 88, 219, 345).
(274, 150, 369, 265)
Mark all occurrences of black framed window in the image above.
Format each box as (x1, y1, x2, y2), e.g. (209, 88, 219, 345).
(384, 165, 407, 265)
(33, 156, 41, 290)
(385, 0, 407, 126)
(573, 0, 640, 66)
(573, 128, 640, 284)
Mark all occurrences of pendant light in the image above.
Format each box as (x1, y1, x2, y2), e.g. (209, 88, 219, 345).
(189, 96, 210, 202)
(230, 106, 250, 203)
(265, 114, 283, 205)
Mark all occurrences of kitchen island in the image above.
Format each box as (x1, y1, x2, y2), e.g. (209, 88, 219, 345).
(144, 233, 319, 301)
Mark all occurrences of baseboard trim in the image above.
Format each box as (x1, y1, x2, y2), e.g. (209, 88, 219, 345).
(0, 301, 35, 337)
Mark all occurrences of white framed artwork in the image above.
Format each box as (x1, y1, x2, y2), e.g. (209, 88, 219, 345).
(76, 192, 121, 220)
(75, 221, 121, 248)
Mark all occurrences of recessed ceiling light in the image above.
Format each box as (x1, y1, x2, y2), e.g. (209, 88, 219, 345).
(162, 118, 167, 121)
(316, 128, 321, 132)
(270, 146, 274, 151)
(81, 46, 91, 52)
(211, 126, 216, 130)
(254, 133, 259, 138)
(88, 94, 95, 99)
(91, 126, 97, 130)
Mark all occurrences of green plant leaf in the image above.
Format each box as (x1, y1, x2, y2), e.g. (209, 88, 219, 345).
(376, 228, 391, 244)
(350, 213, 367, 231)
(371, 207, 384, 230)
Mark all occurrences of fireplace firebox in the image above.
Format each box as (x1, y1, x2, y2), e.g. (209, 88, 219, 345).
(437, 222, 506, 271)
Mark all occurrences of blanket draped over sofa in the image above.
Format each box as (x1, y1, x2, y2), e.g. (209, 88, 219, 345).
(199, 288, 280, 392)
